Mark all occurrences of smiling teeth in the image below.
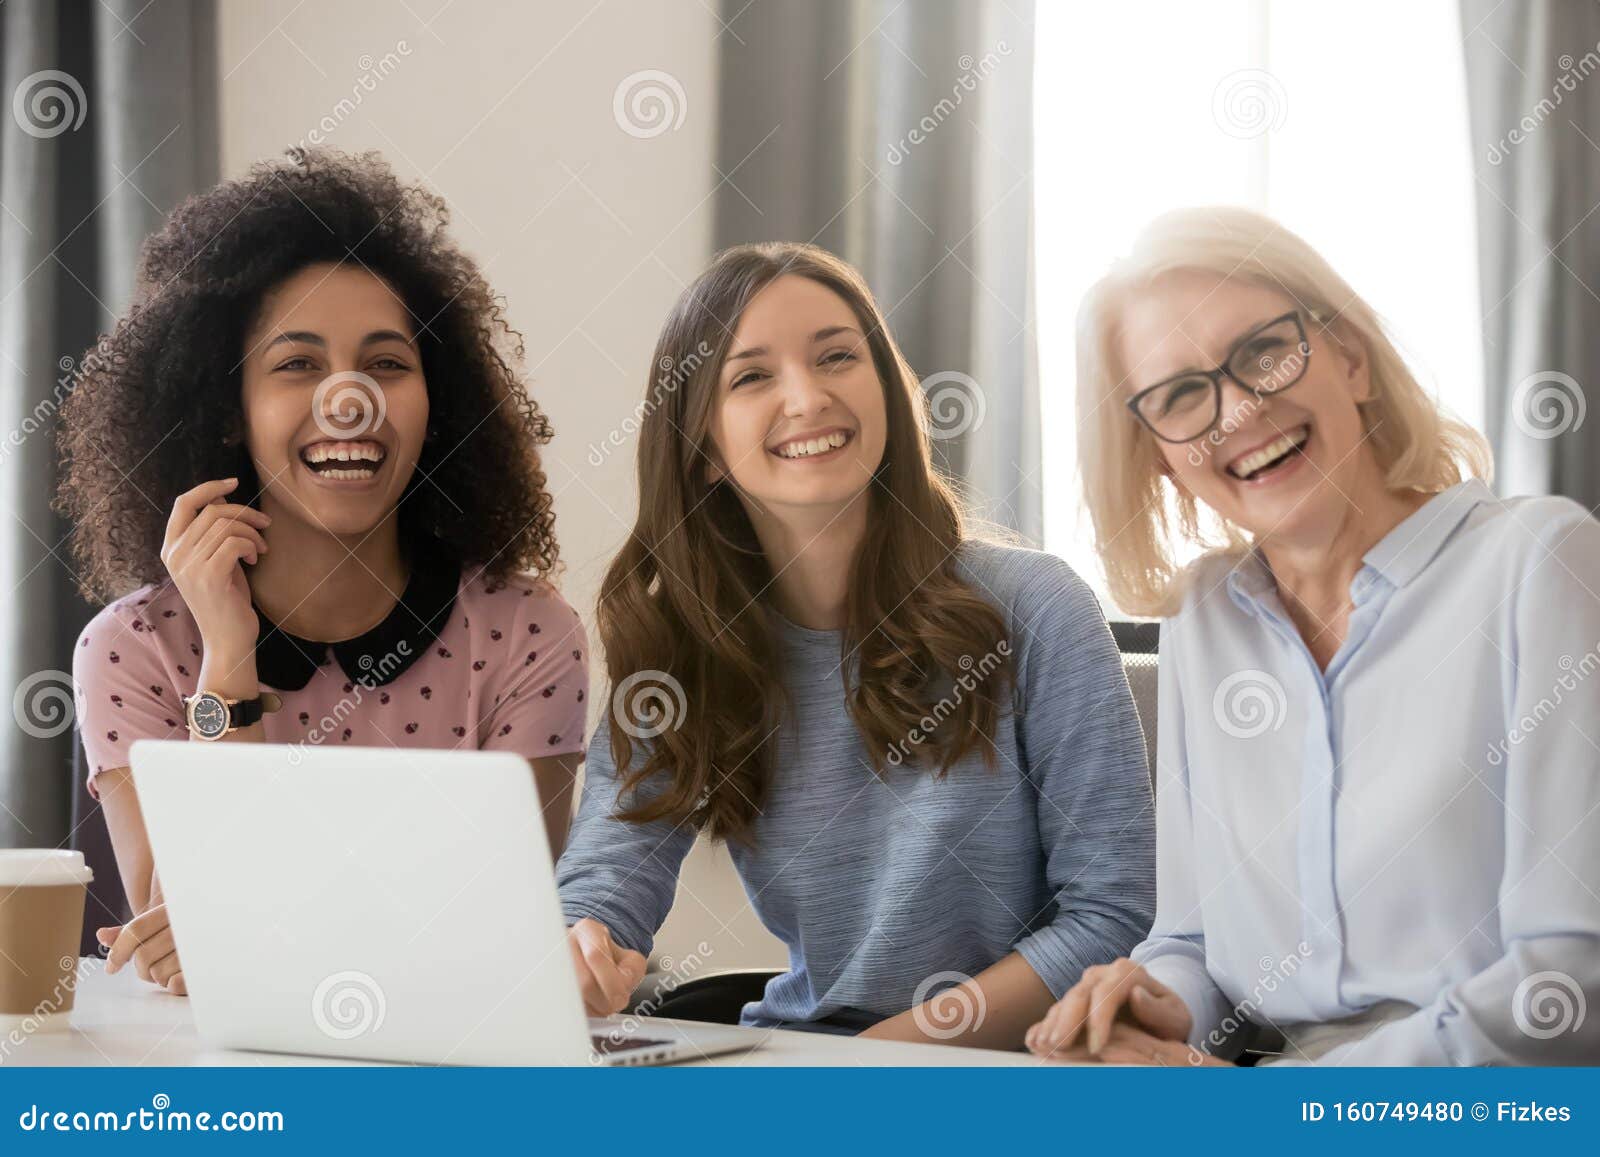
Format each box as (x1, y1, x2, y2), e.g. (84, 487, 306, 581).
(317, 469, 376, 480)
(302, 440, 385, 465)
(1229, 428, 1308, 478)
(776, 431, 850, 459)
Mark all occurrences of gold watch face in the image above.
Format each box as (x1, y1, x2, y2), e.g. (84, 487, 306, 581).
(190, 694, 229, 739)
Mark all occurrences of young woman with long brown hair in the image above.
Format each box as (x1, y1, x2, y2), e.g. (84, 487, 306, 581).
(556, 243, 1154, 1049)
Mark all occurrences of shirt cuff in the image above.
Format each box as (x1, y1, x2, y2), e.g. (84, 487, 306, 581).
(1139, 951, 1237, 1053)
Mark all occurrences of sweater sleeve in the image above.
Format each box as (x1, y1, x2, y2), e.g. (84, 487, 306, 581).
(555, 719, 696, 956)
(1007, 555, 1157, 998)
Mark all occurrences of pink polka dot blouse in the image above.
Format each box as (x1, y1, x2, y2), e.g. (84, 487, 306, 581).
(72, 556, 589, 797)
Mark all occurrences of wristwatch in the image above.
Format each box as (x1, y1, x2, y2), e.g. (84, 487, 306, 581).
(182, 691, 282, 740)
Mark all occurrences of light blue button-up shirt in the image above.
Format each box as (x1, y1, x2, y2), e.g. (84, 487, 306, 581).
(1135, 479, 1600, 1064)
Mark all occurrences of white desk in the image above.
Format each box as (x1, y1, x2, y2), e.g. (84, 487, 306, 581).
(6, 959, 1046, 1067)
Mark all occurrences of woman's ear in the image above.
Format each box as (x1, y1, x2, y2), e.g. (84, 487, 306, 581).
(1324, 319, 1373, 403)
(1151, 447, 1193, 497)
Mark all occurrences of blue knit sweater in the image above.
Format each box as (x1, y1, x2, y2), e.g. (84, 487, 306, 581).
(557, 540, 1154, 1030)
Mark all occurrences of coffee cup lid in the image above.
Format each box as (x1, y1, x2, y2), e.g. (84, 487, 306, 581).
(0, 849, 93, 886)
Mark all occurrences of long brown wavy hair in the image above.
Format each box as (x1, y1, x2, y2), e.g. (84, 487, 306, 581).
(602, 242, 1012, 843)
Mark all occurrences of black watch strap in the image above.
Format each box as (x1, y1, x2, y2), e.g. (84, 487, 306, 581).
(186, 691, 282, 733)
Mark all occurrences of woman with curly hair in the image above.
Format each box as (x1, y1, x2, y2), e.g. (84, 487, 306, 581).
(59, 150, 587, 996)
(555, 243, 1154, 1049)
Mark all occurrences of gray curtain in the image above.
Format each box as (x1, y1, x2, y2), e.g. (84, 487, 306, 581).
(0, 0, 216, 847)
(1462, 0, 1600, 506)
(715, 0, 1040, 540)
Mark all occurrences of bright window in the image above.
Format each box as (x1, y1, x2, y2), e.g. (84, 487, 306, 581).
(1034, 0, 1484, 607)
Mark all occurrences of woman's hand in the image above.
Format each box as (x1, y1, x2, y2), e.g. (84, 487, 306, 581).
(160, 478, 270, 662)
(1025, 957, 1192, 1059)
(1036, 1021, 1232, 1066)
(97, 903, 187, 995)
(566, 917, 647, 1016)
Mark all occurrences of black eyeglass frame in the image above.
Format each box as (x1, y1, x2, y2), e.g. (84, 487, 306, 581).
(1124, 311, 1312, 444)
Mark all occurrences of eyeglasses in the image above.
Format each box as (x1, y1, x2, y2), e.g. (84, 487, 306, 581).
(1125, 311, 1312, 443)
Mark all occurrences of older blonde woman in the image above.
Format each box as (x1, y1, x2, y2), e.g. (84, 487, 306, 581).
(1026, 207, 1600, 1066)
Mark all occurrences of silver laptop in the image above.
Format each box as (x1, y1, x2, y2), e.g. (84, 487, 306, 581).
(129, 739, 759, 1066)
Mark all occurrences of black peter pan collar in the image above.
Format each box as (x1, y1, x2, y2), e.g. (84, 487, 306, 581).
(252, 552, 462, 692)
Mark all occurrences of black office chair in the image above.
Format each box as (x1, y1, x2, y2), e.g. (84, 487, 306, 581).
(631, 968, 783, 1024)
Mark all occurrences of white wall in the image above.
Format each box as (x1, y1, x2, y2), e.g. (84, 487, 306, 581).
(217, 0, 784, 970)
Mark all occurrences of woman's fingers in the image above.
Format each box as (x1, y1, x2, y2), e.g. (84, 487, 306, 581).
(131, 927, 177, 983)
(1084, 960, 1143, 1053)
(580, 941, 630, 1013)
(148, 947, 183, 989)
(175, 508, 269, 567)
(1026, 986, 1085, 1053)
(207, 535, 264, 575)
(615, 948, 648, 990)
(1093, 1022, 1227, 1067)
(1033, 1035, 1098, 1063)
(569, 919, 632, 1015)
(165, 971, 188, 996)
(1026, 983, 1090, 1055)
(102, 905, 170, 975)
(163, 495, 270, 566)
(1113, 1025, 1223, 1067)
(1129, 970, 1174, 999)
(565, 935, 605, 1014)
(1128, 983, 1192, 1041)
(164, 478, 239, 543)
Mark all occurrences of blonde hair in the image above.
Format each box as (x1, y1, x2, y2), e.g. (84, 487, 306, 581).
(1075, 206, 1492, 618)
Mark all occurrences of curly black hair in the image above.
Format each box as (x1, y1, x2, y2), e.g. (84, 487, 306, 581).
(56, 148, 559, 602)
